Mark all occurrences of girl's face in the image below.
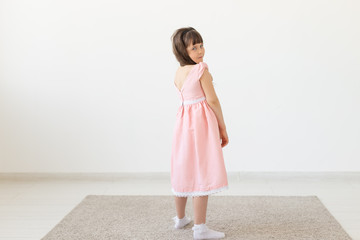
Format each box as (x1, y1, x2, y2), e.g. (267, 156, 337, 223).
(186, 42, 205, 64)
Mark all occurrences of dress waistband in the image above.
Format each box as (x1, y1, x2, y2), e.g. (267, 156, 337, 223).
(180, 96, 206, 106)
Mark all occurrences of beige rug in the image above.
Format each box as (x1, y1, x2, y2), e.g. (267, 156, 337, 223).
(41, 195, 353, 240)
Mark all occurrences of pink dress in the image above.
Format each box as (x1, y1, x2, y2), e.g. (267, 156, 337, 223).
(171, 61, 229, 197)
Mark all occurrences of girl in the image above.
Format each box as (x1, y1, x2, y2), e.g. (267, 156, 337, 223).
(170, 27, 229, 239)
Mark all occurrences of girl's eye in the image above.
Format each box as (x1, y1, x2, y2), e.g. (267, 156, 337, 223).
(192, 44, 203, 50)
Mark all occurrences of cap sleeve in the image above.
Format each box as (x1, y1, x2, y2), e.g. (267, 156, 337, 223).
(197, 62, 209, 80)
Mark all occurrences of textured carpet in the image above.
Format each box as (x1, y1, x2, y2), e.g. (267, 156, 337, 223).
(41, 195, 353, 240)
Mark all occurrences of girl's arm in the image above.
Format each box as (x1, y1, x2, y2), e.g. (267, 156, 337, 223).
(200, 70, 227, 131)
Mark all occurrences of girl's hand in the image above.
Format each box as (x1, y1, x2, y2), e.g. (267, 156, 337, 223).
(219, 128, 229, 148)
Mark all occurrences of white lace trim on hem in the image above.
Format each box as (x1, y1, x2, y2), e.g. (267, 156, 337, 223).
(172, 185, 229, 197)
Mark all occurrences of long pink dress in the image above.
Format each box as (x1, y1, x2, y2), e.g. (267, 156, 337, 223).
(171, 61, 229, 197)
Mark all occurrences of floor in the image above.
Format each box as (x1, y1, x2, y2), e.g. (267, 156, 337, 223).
(0, 172, 359, 240)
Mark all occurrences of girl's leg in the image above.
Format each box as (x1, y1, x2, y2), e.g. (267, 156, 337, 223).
(192, 195, 225, 239)
(192, 195, 208, 224)
(174, 196, 188, 218)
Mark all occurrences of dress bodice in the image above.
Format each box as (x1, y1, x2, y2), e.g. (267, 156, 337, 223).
(174, 62, 209, 103)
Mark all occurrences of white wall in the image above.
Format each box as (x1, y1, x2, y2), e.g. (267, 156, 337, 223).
(0, 0, 359, 172)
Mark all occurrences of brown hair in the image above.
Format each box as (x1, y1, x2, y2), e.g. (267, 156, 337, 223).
(171, 27, 203, 66)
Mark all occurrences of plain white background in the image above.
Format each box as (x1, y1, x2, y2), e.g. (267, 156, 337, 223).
(0, 0, 359, 172)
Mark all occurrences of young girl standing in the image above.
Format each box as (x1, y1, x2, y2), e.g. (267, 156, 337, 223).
(170, 27, 229, 239)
